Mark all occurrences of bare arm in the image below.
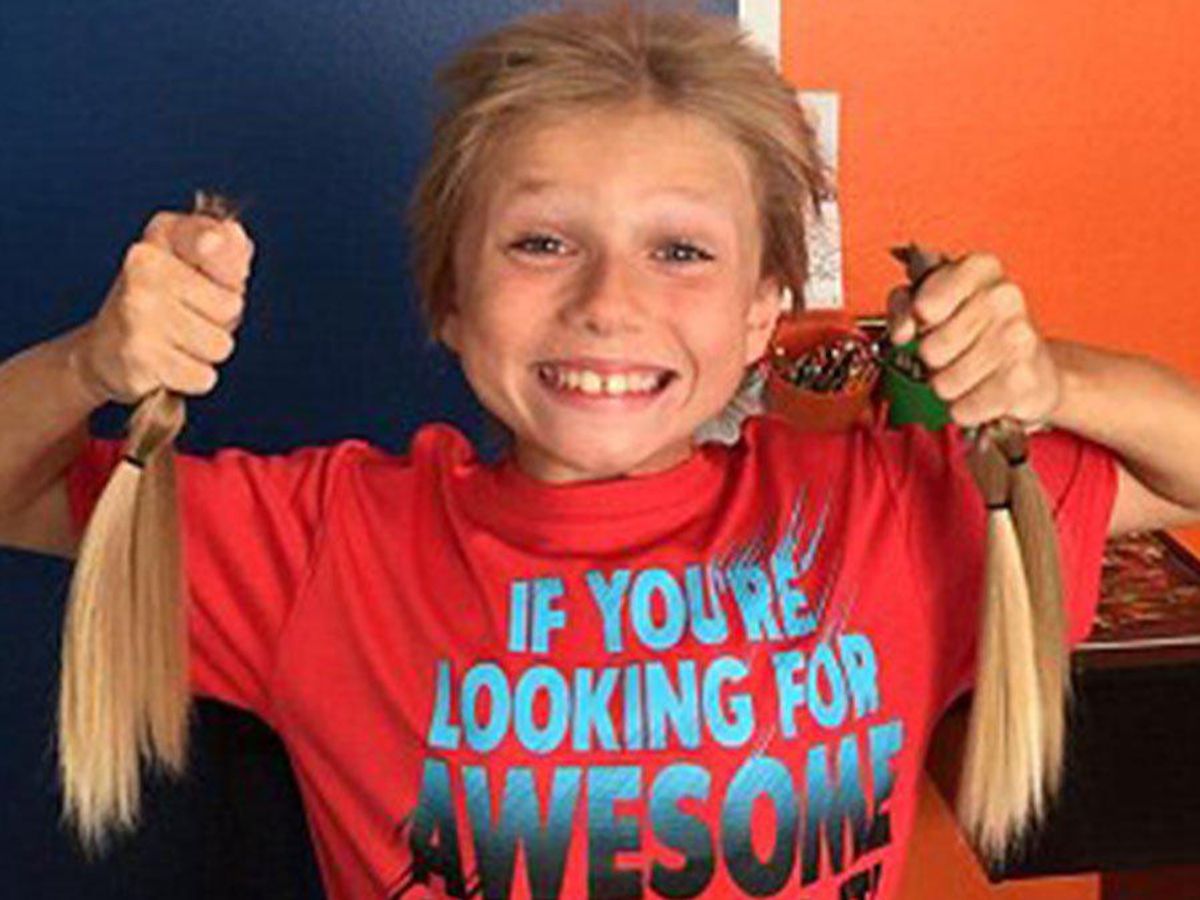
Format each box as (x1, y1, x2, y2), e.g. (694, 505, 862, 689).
(1046, 339, 1200, 537)
(0, 208, 253, 560)
(0, 322, 109, 558)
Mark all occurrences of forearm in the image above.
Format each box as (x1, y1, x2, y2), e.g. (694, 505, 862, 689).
(1046, 338, 1200, 509)
(0, 321, 108, 516)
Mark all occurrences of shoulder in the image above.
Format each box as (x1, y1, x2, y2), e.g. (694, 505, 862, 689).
(739, 412, 857, 459)
(1023, 426, 1118, 513)
(154, 421, 482, 509)
(66, 431, 372, 535)
(335, 420, 482, 498)
(738, 412, 935, 488)
(858, 421, 1116, 513)
(74, 424, 477, 510)
(339, 421, 477, 473)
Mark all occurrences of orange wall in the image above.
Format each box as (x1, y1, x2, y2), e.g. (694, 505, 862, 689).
(782, 1, 1200, 554)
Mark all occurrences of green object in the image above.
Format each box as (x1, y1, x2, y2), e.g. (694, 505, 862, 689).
(881, 338, 951, 430)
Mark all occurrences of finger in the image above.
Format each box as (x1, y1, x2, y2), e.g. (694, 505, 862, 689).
(886, 285, 916, 344)
(171, 276, 245, 332)
(142, 211, 254, 293)
(157, 344, 220, 396)
(163, 300, 237, 365)
(916, 285, 995, 371)
(141, 213, 246, 292)
(927, 316, 1008, 403)
(181, 215, 253, 292)
(909, 251, 1005, 335)
(129, 242, 246, 331)
(946, 365, 1013, 428)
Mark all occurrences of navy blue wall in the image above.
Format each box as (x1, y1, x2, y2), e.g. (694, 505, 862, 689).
(0, 0, 735, 895)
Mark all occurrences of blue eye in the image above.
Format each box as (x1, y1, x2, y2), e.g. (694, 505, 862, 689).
(510, 234, 566, 255)
(658, 241, 715, 264)
(508, 234, 714, 264)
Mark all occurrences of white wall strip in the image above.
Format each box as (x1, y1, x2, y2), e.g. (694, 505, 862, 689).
(798, 91, 844, 310)
(737, 0, 781, 66)
(739, 0, 844, 310)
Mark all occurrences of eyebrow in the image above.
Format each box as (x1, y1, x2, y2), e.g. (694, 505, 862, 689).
(504, 177, 725, 207)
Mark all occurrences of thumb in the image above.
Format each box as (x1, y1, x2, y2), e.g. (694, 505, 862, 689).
(887, 285, 916, 344)
(142, 211, 255, 293)
(199, 219, 255, 291)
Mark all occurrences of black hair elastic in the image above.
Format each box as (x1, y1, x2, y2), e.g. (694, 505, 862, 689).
(986, 499, 1013, 510)
(122, 454, 146, 469)
(1006, 453, 1028, 466)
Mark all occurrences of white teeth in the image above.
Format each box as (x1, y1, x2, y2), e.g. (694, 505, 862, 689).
(539, 364, 669, 397)
(604, 374, 628, 394)
(580, 371, 603, 394)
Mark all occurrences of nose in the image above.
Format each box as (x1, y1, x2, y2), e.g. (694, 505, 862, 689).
(561, 250, 644, 335)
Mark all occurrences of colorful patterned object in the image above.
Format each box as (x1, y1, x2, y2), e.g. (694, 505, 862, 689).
(1086, 531, 1200, 647)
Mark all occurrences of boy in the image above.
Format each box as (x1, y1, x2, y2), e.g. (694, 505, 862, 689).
(3, 4, 1199, 899)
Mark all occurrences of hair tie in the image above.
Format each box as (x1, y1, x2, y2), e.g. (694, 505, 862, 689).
(985, 499, 1013, 511)
(122, 453, 146, 470)
(1006, 453, 1028, 467)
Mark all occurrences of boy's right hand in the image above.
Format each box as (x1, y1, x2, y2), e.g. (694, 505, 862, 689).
(74, 209, 255, 406)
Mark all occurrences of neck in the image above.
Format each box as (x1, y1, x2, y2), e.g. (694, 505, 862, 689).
(512, 437, 697, 485)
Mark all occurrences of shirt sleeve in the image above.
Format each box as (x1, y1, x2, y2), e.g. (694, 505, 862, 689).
(867, 421, 1119, 720)
(64, 432, 351, 728)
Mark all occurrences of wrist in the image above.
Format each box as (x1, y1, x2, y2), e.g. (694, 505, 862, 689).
(1042, 339, 1071, 429)
(63, 321, 114, 410)
(1043, 337, 1111, 435)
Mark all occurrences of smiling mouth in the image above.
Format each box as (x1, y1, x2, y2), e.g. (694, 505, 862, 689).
(535, 363, 676, 399)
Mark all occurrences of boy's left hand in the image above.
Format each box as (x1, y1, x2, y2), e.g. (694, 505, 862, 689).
(887, 251, 1062, 430)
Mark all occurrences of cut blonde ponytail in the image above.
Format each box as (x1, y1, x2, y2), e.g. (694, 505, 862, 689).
(958, 426, 1053, 865)
(997, 423, 1071, 802)
(57, 189, 239, 857)
(894, 246, 1071, 870)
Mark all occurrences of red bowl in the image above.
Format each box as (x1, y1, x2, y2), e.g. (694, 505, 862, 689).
(763, 311, 879, 432)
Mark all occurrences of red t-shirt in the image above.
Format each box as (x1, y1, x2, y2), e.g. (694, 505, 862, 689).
(65, 413, 1118, 900)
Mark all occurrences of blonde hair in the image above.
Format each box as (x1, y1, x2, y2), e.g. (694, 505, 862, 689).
(405, 0, 835, 345)
(957, 423, 1071, 869)
(57, 191, 235, 856)
(899, 246, 1072, 870)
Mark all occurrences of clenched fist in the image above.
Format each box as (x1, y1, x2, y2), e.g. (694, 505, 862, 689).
(887, 251, 1062, 430)
(72, 207, 255, 405)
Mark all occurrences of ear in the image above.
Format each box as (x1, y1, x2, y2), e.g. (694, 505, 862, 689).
(744, 275, 786, 367)
(438, 308, 461, 355)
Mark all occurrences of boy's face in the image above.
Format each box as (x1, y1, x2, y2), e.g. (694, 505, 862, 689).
(442, 100, 784, 483)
